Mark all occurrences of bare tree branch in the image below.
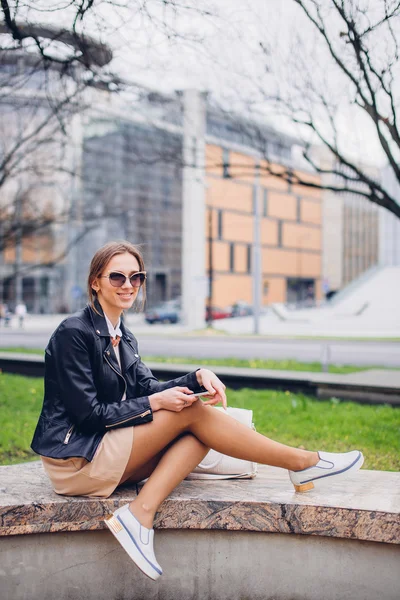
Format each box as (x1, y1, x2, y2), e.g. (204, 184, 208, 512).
(244, 0, 400, 220)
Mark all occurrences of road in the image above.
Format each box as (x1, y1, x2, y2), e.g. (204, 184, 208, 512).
(0, 329, 399, 367)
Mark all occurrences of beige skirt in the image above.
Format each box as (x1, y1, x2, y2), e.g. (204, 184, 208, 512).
(41, 426, 134, 498)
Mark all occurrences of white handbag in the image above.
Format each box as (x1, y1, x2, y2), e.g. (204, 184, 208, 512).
(187, 407, 258, 480)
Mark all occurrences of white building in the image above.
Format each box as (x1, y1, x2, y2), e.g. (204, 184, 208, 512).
(379, 166, 400, 267)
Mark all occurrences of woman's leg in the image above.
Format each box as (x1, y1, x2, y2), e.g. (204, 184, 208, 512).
(128, 433, 209, 528)
(120, 401, 318, 526)
(188, 404, 317, 470)
(119, 451, 165, 486)
(123, 401, 316, 478)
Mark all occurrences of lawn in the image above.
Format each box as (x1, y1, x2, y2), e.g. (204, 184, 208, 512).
(143, 355, 372, 374)
(1, 372, 399, 470)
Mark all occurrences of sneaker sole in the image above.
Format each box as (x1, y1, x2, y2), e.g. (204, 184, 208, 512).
(104, 515, 161, 581)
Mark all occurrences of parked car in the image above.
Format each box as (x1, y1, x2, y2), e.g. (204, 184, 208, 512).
(230, 301, 253, 317)
(145, 300, 181, 324)
(205, 305, 232, 321)
(146, 301, 232, 324)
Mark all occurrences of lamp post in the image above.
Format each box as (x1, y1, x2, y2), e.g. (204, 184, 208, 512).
(252, 161, 262, 334)
(207, 206, 214, 328)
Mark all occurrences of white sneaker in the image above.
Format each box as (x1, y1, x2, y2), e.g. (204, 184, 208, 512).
(289, 450, 364, 492)
(104, 504, 162, 580)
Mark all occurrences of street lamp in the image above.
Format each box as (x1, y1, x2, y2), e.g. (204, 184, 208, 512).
(252, 161, 262, 334)
(207, 206, 214, 328)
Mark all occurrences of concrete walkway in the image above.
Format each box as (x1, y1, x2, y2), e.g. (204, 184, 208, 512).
(2, 310, 400, 338)
(1, 352, 399, 404)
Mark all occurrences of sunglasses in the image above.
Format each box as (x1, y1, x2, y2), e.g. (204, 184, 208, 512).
(101, 271, 147, 288)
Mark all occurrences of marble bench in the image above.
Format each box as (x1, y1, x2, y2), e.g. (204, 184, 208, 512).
(1, 461, 399, 600)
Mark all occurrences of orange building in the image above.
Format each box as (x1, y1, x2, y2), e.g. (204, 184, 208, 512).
(205, 145, 323, 308)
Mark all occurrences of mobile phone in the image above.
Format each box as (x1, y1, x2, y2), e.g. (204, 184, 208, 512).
(192, 391, 215, 397)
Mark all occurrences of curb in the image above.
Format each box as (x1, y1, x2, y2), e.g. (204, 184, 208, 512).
(1, 353, 399, 406)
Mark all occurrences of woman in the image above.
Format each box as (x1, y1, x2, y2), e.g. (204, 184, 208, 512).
(31, 241, 364, 581)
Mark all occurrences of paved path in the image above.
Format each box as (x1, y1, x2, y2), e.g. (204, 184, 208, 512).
(1, 327, 399, 367)
(2, 310, 400, 338)
(136, 336, 400, 368)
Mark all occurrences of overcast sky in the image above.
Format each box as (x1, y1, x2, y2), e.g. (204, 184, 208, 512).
(14, 0, 400, 167)
(116, 1, 399, 167)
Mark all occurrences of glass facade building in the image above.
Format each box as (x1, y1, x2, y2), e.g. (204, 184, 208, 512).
(74, 118, 183, 308)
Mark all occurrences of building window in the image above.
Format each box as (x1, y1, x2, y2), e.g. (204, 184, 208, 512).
(222, 148, 230, 178)
(229, 242, 235, 272)
(263, 188, 268, 216)
(286, 278, 315, 307)
(278, 220, 283, 247)
(218, 210, 223, 239)
(247, 244, 252, 273)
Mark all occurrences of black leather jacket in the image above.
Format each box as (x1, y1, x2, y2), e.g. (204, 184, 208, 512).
(31, 303, 202, 461)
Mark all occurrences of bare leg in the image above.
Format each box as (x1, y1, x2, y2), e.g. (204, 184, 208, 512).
(189, 404, 316, 470)
(122, 401, 316, 479)
(119, 451, 165, 486)
(119, 401, 318, 527)
(128, 433, 208, 528)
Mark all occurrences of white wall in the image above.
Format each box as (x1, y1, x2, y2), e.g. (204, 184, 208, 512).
(379, 166, 400, 267)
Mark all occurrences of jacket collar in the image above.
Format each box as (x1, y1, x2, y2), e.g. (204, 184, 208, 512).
(87, 300, 110, 338)
(86, 301, 139, 371)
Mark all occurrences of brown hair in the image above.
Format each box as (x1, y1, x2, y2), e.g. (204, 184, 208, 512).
(87, 241, 146, 312)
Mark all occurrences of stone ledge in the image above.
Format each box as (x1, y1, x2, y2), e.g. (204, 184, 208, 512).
(2, 352, 400, 405)
(0, 461, 399, 544)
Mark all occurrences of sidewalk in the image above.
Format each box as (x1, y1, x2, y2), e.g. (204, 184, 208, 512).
(2, 312, 400, 339)
(1, 312, 190, 336)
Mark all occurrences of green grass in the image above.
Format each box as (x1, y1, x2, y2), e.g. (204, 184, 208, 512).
(0, 373, 44, 464)
(0, 347, 45, 355)
(227, 389, 400, 471)
(1, 372, 399, 470)
(143, 355, 371, 374)
(1, 347, 398, 374)
(184, 329, 400, 342)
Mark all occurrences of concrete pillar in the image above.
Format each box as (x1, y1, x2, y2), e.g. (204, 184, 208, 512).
(181, 89, 207, 330)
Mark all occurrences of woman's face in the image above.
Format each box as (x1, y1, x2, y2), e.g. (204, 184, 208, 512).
(92, 252, 142, 321)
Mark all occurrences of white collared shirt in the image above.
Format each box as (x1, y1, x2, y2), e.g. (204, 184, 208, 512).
(104, 313, 126, 401)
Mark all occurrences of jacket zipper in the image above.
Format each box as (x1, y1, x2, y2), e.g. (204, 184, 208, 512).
(105, 409, 152, 429)
(63, 425, 75, 444)
(104, 353, 127, 400)
(103, 352, 150, 428)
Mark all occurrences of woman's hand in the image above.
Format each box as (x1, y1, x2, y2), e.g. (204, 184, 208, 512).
(149, 387, 197, 412)
(196, 369, 227, 409)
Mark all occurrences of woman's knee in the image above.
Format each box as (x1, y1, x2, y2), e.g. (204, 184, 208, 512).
(154, 398, 206, 425)
(186, 399, 208, 418)
(179, 431, 208, 452)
